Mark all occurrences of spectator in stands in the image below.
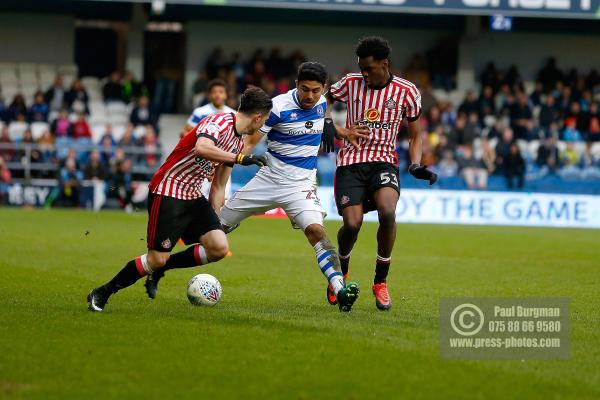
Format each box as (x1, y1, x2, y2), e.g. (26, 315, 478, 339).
(538, 58, 563, 93)
(0, 96, 7, 122)
(65, 79, 89, 114)
(481, 138, 496, 175)
(566, 101, 589, 135)
(448, 115, 467, 147)
(108, 156, 134, 212)
(539, 95, 561, 136)
(479, 85, 496, 118)
(141, 129, 160, 169)
(560, 142, 580, 166)
(28, 91, 49, 123)
(0, 156, 11, 204)
(37, 130, 55, 164)
(495, 127, 515, 172)
(485, 119, 504, 140)
(19, 129, 43, 178)
(537, 136, 560, 174)
(511, 92, 533, 140)
(118, 128, 138, 148)
(51, 109, 71, 138)
(99, 134, 116, 166)
(495, 83, 513, 115)
(59, 158, 83, 207)
(504, 142, 525, 189)
(502, 65, 521, 88)
(463, 112, 481, 144)
(45, 75, 66, 113)
(121, 71, 147, 104)
(69, 112, 92, 140)
(437, 150, 458, 178)
(459, 146, 488, 190)
(458, 90, 479, 115)
(562, 118, 582, 142)
(0, 126, 15, 161)
(129, 95, 158, 134)
(529, 81, 544, 107)
(7, 94, 27, 122)
(587, 102, 600, 142)
(84, 150, 108, 181)
(480, 62, 499, 92)
(103, 71, 123, 102)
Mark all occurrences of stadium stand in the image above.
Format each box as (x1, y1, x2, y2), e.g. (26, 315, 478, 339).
(0, 62, 161, 208)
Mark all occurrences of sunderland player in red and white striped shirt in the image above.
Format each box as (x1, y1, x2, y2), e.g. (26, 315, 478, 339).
(323, 36, 437, 311)
(87, 87, 272, 312)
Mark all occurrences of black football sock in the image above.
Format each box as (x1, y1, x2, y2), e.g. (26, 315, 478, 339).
(103, 259, 145, 294)
(161, 245, 208, 273)
(339, 253, 350, 277)
(374, 255, 391, 284)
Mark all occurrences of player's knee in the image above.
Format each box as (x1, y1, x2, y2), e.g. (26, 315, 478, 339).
(147, 252, 170, 269)
(344, 219, 362, 236)
(206, 241, 229, 261)
(304, 223, 326, 243)
(378, 208, 396, 227)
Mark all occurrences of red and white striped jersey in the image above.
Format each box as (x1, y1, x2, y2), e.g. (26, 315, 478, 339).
(149, 113, 243, 200)
(329, 73, 422, 166)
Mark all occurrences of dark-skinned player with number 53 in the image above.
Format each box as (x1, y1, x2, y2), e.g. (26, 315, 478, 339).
(323, 36, 438, 311)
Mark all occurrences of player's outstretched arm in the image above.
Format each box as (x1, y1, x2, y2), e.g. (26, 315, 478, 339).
(209, 164, 232, 213)
(407, 120, 438, 185)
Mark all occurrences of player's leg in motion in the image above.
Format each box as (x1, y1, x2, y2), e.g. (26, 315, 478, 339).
(370, 187, 399, 311)
(144, 230, 228, 299)
(336, 204, 364, 279)
(88, 233, 229, 311)
(303, 222, 359, 312)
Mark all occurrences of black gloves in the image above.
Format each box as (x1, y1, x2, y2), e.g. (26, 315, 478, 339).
(235, 153, 267, 167)
(321, 117, 336, 153)
(408, 163, 438, 185)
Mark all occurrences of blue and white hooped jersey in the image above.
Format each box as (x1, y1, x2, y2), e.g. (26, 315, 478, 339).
(187, 103, 236, 126)
(259, 89, 326, 183)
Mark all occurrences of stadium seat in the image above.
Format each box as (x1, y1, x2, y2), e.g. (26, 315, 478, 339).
(38, 64, 57, 87)
(133, 125, 147, 139)
(111, 124, 127, 141)
(106, 101, 128, 115)
(62, 74, 76, 88)
(81, 76, 100, 90)
(58, 64, 78, 76)
(528, 140, 540, 157)
(591, 142, 600, 158)
(30, 122, 50, 140)
(573, 141, 587, 156)
(556, 141, 567, 153)
(91, 124, 107, 143)
(8, 121, 29, 141)
(18, 63, 38, 85)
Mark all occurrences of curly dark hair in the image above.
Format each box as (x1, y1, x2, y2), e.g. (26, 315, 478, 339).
(207, 78, 227, 93)
(355, 36, 391, 61)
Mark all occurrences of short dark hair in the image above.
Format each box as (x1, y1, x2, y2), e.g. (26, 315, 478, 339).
(238, 86, 273, 115)
(355, 36, 391, 61)
(297, 62, 328, 86)
(208, 79, 227, 93)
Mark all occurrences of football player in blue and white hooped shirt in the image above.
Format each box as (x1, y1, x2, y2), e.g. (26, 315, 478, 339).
(180, 79, 235, 137)
(220, 62, 360, 311)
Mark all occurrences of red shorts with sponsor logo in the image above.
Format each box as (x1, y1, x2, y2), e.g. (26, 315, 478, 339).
(146, 192, 222, 251)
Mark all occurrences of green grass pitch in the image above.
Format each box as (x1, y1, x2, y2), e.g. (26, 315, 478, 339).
(0, 208, 599, 399)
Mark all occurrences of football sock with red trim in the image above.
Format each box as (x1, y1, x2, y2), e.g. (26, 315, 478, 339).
(161, 245, 208, 272)
(103, 255, 150, 294)
(374, 255, 391, 284)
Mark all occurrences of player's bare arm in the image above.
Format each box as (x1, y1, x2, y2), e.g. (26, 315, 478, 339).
(194, 136, 266, 166)
(208, 163, 232, 213)
(242, 131, 265, 154)
(406, 119, 438, 185)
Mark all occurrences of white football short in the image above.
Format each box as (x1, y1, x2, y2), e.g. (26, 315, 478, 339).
(220, 172, 325, 231)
